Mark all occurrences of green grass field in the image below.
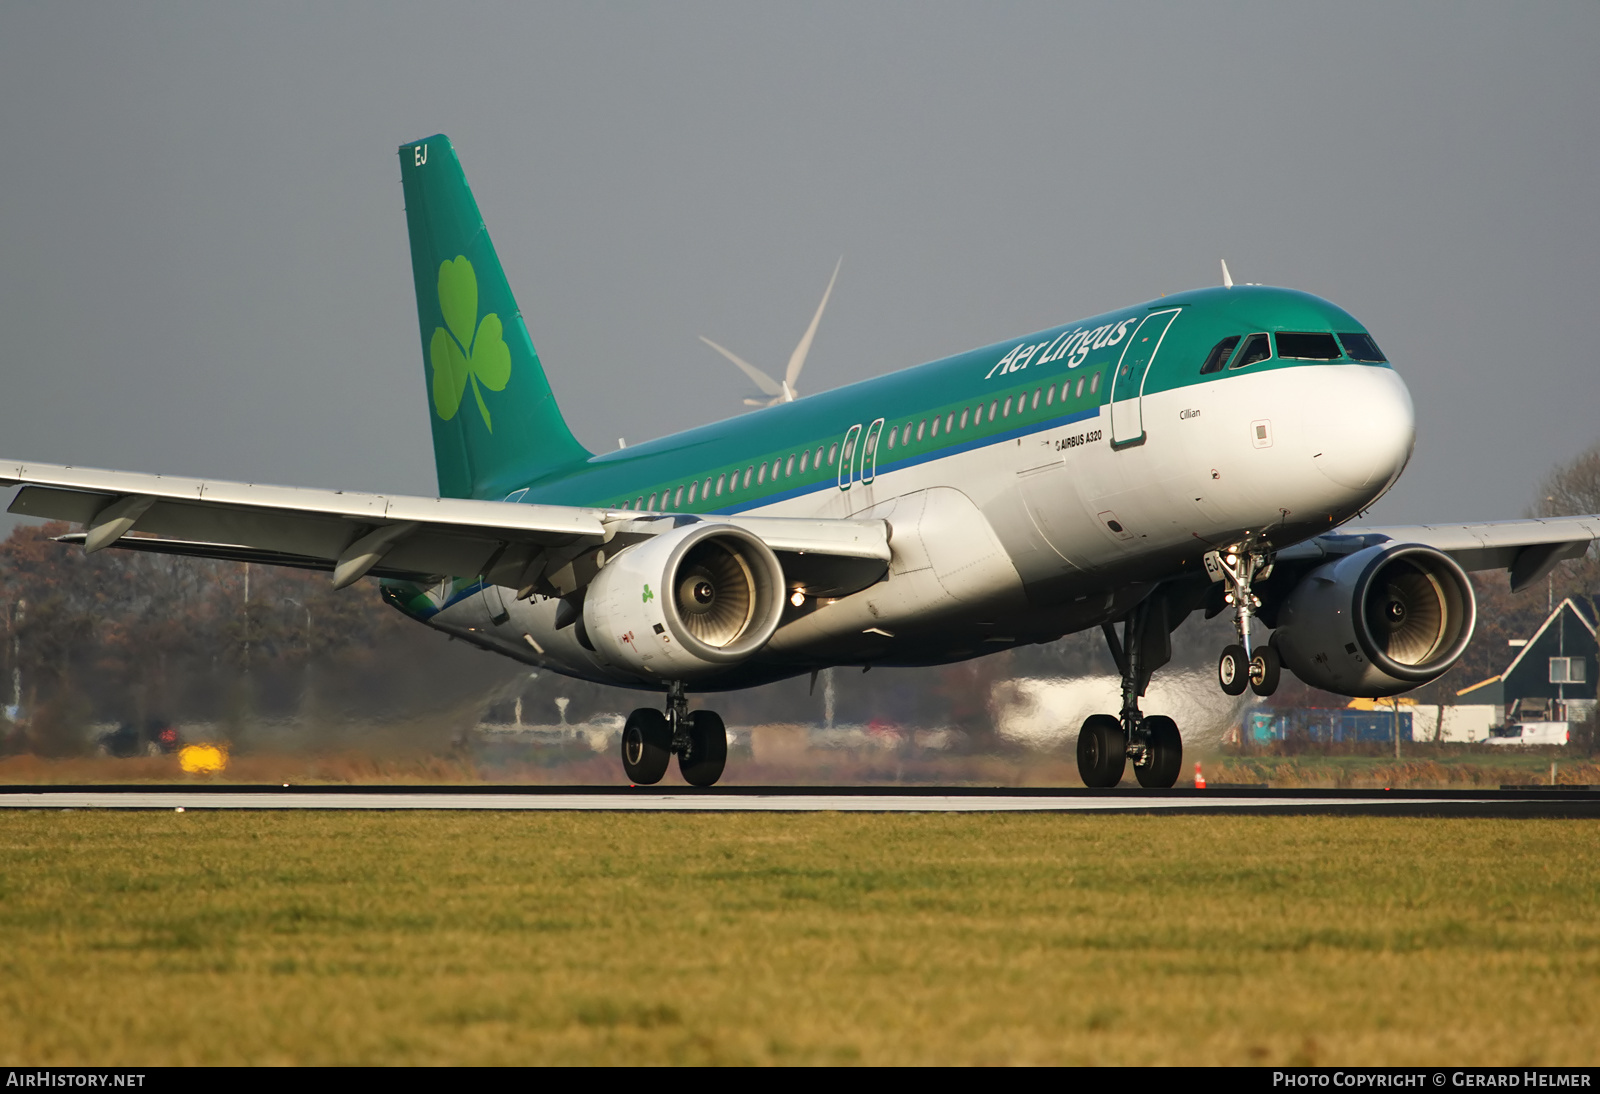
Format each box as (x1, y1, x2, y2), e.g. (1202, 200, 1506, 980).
(0, 812, 1595, 1065)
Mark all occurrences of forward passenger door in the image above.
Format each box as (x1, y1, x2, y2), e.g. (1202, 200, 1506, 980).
(1109, 308, 1182, 448)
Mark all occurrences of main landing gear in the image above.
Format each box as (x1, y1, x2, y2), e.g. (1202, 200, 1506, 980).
(621, 680, 728, 787)
(1212, 547, 1280, 698)
(1078, 595, 1183, 789)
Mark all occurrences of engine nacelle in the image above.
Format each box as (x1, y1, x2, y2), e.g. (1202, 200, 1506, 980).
(1272, 543, 1476, 698)
(583, 522, 786, 683)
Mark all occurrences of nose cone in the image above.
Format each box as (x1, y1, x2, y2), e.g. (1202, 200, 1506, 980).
(1310, 367, 1415, 495)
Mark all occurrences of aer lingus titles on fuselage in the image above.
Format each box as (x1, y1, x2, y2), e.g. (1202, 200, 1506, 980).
(7, 133, 1600, 790)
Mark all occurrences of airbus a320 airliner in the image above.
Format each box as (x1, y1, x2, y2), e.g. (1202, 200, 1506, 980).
(7, 136, 1598, 788)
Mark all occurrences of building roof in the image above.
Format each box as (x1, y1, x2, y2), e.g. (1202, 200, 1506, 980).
(1500, 597, 1597, 681)
(1456, 675, 1503, 698)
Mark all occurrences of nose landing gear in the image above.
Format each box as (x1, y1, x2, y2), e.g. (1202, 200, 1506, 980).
(1211, 547, 1280, 698)
(621, 680, 730, 786)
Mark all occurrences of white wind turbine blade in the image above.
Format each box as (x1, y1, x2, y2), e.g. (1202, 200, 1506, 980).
(781, 257, 841, 402)
(699, 336, 784, 397)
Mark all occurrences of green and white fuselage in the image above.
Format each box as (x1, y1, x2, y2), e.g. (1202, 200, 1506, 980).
(388, 268, 1414, 691)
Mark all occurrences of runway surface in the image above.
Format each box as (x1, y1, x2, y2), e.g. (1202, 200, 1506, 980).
(2, 785, 1596, 816)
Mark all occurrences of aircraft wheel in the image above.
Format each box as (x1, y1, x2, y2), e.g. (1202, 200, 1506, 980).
(1134, 715, 1182, 789)
(679, 710, 728, 787)
(621, 707, 671, 785)
(1249, 644, 1281, 697)
(1218, 644, 1249, 696)
(1076, 714, 1127, 788)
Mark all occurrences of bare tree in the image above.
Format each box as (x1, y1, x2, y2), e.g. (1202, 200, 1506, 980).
(1534, 441, 1600, 519)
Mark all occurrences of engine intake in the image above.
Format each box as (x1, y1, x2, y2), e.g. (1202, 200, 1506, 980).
(584, 522, 786, 681)
(1273, 543, 1476, 697)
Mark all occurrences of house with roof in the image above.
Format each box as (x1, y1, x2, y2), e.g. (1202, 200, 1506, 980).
(1451, 597, 1597, 744)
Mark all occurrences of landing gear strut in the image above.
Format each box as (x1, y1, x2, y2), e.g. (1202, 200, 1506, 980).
(1213, 547, 1280, 698)
(621, 680, 729, 787)
(1078, 595, 1183, 789)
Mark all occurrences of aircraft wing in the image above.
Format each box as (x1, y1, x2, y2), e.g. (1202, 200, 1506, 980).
(1276, 516, 1600, 592)
(0, 460, 890, 596)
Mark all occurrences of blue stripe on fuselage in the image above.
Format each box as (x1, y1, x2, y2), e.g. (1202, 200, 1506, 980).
(682, 404, 1101, 516)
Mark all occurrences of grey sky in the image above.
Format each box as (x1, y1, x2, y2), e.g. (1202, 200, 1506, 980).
(2, 2, 1597, 527)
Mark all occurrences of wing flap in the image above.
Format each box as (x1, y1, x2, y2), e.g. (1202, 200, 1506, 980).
(716, 515, 892, 561)
(52, 532, 437, 581)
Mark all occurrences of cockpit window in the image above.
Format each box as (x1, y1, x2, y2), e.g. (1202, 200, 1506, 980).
(1275, 332, 1341, 359)
(1338, 332, 1387, 362)
(1199, 336, 1240, 375)
(1230, 333, 1271, 369)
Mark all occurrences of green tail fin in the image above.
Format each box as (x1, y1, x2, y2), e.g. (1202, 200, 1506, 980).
(399, 134, 591, 499)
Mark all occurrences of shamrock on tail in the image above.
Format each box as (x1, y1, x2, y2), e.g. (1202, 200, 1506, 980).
(429, 256, 511, 431)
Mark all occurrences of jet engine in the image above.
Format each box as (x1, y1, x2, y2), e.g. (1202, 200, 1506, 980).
(583, 522, 787, 682)
(1272, 543, 1476, 698)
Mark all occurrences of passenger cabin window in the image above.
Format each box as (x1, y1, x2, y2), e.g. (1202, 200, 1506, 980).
(1275, 332, 1341, 360)
(1089, 372, 1101, 394)
(674, 486, 685, 507)
(757, 463, 767, 484)
(799, 450, 810, 473)
(1199, 335, 1241, 375)
(715, 474, 726, 496)
(1231, 334, 1271, 369)
(647, 492, 658, 509)
(1045, 386, 1055, 406)
(785, 456, 795, 477)
(744, 466, 754, 488)
(1338, 332, 1388, 362)
(688, 482, 698, 504)
(828, 443, 838, 465)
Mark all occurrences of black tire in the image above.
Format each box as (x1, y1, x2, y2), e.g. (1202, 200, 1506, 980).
(1249, 644, 1281, 697)
(621, 707, 671, 785)
(679, 710, 728, 787)
(1218, 644, 1248, 696)
(1076, 714, 1127, 788)
(1134, 714, 1182, 789)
